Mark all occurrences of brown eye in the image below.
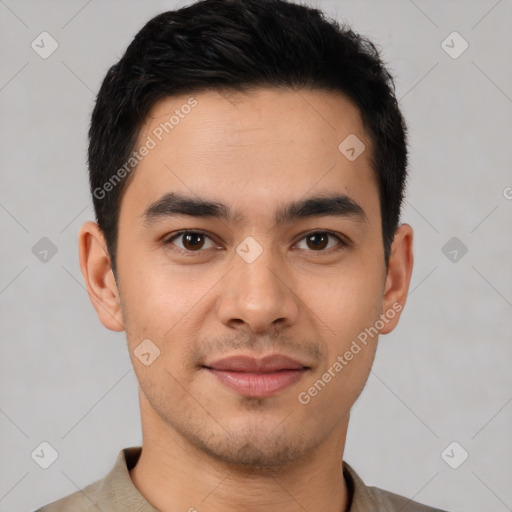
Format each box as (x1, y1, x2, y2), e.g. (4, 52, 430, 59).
(295, 231, 346, 252)
(165, 231, 217, 253)
(306, 233, 329, 250)
(182, 232, 205, 250)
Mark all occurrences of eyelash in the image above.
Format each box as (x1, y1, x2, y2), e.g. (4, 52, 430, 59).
(163, 230, 349, 256)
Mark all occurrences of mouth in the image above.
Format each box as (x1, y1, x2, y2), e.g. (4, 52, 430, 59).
(203, 354, 310, 398)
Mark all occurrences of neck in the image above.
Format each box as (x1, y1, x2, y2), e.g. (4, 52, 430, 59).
(130, 392, 350, 512)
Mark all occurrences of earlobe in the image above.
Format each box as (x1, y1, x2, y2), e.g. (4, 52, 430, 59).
(379, 223, 414, 335)
(78, 221, 125, 332)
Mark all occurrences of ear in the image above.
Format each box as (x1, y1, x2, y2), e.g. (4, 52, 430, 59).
(78, 221, 124, 332)
(379, 223, 414, 335)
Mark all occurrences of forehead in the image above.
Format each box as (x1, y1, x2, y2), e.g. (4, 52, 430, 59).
(139, 87, 368, 160)
(124, 87, 379, 225)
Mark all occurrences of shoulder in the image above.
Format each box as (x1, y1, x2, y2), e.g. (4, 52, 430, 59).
(33, 447, 143, 512)
(33, 475, 110, 512)
(343, 462, 450, 512)
(366, 485, 450, 512)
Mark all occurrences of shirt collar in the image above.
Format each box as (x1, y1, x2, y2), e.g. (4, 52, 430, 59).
(105, 446, 391, 512)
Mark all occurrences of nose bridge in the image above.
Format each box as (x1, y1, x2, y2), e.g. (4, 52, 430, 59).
(217, 235, 299, 332)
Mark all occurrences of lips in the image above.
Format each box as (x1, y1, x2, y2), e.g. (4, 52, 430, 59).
(205, 354, 307, 372)
(203, 354, 309, 398)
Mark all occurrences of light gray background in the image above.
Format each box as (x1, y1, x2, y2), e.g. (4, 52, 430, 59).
(1, 1, 511, 511)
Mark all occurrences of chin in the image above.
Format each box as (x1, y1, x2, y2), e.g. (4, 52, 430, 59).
(185, 420, 317, 470)
(199, 438, 306, 469)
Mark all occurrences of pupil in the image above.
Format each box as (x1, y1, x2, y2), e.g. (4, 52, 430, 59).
(184, 233, 203, 250)
(308, 233, 327, 250)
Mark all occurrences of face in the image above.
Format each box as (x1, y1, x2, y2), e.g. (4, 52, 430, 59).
(81, 87, 412, 468)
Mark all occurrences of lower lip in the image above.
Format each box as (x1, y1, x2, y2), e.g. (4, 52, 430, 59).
(207, 368, 306, 398)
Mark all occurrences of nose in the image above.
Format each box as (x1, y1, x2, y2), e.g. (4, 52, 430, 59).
(216, 242, 300, 335)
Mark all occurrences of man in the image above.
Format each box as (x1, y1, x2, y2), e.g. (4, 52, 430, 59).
(36, 0, 449, 510)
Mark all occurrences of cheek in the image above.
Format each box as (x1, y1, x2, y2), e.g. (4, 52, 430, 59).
(297, 259, 383, 402)
(301, 264, 384, 342)
(298, 285, 381, 414)
(117, 258, 217, 354)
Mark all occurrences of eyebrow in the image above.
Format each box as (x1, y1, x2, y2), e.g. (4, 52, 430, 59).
(141, 191, 368, 227)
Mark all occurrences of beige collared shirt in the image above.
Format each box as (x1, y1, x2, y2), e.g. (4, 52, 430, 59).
(35, 446, 449, 512)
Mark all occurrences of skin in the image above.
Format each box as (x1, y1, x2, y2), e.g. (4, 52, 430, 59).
(79, 87, 413, 512)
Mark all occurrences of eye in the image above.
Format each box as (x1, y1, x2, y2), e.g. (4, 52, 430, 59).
(164, 231, 218, 253)
(294, 231, 347, 252)
(163, 229, 348, 256)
